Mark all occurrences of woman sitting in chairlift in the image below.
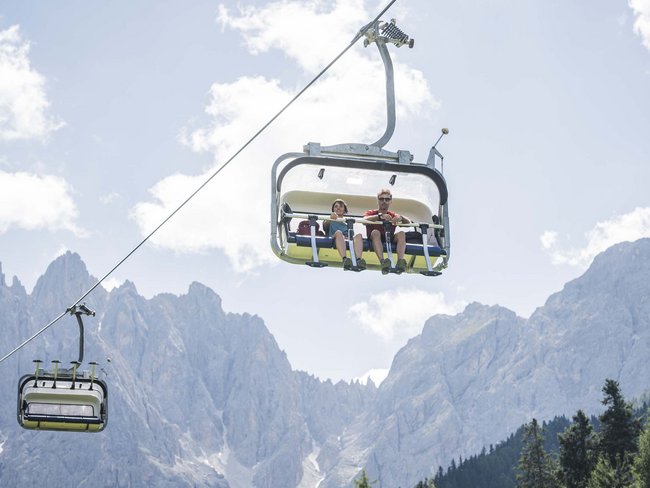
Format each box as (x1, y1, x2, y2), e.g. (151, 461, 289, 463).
(323, 199, 365, 271)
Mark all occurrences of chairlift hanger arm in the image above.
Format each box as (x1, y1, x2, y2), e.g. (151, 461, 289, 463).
(370, 41, 396, 149)
(362, 20, 415, 149)
(66, 304, 96, 365)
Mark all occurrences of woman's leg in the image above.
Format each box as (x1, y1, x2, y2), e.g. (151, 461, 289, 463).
(334, 230, 346, 259)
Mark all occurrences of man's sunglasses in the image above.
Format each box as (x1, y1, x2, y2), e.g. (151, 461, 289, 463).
(378, 197, 392, 202)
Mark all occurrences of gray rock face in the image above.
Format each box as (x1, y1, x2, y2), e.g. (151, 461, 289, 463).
(2, 240, 650, 487)
(322, 239, 650, 487)
(0, 252, 374, 487)
(319, 303, 527, 487)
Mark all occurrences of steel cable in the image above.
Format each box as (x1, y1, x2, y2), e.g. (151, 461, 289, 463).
(0, 0, 399, 364)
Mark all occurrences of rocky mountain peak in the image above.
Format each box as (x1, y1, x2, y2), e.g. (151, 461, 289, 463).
(30, 251, 100, 312)
(0, 262, 26, 298)
(4, 239, 650, 488)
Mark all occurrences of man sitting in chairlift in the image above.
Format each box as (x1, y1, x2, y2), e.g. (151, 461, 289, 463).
(364, 188, 410, 274)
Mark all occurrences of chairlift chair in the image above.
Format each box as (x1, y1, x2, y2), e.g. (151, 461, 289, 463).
(270, 20, 450, 276)
(17, 363, 108, 432)
(16, 305, 108, 432)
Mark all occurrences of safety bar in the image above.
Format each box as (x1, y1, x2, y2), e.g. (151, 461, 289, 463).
(284, 212, 444, 229)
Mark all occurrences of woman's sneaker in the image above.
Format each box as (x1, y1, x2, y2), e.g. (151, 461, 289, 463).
(343, 257, 353, 270)
(356, 258, 367, 271)
(381, 258, 391, 275)
(395, 258, 407, 274)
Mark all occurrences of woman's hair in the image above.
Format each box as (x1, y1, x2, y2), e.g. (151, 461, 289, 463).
(331, 199, 348, 213)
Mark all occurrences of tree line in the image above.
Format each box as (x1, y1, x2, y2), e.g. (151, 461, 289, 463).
(425, 379, 650, 488)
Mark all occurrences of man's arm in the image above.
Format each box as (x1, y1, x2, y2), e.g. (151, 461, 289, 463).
(363, 210, 381, 222)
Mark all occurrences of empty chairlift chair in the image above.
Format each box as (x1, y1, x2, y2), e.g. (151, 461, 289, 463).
(17, 360, 108, 432)
(16, 304, 109, 432)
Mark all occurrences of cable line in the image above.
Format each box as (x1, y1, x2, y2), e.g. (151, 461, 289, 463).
(0, 0, 399, 364)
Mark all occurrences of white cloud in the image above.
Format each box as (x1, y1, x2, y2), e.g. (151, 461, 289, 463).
(348, 288, 465, 342)
(539, 230, 557, 250)
(0, 25, 63, 141)
(133, 0, 437, 270)
(355, 368, 389, 386)
(217, 0, 368, 73)
(541, 207, 650, 267)
(101, 277, 125, 292)
(0, 170, 84, 235)
(51, 245, 71, 262)
(629, 0, 650, 51)
(99, 192, 120, 204)
(618, 11, 629, 29)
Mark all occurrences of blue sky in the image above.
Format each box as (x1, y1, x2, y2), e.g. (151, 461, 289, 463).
(1, 0, 649, 383)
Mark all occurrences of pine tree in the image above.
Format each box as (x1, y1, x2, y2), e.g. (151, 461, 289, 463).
(558, 410, 597, 488)
(633, 409, 650, 488)
(587, 455, 633, 488)
(354, 469, 374, 488)
(599, 379, 641, 466)
(414, 478, 437, 488)
(516, 418, 559, 488)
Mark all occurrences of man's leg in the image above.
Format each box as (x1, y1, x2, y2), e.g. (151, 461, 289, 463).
(370, 229, 383, 261)
(394, 232, 407, 272)
(353, 234, 364, 259)
(394, 231, 406, 260)
(373, 229, 391, 274)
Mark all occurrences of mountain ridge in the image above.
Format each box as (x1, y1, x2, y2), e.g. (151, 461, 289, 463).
(1, 240, 650, 487)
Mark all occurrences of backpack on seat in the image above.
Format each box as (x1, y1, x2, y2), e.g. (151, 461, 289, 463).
(297, 220, 324, 236)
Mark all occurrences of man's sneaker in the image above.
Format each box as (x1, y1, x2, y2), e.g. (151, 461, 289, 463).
(343, 257, 353, 270)
(396, 258, 407, 274)
(356, 258, 367, 271)
(381, 258, 391, 275)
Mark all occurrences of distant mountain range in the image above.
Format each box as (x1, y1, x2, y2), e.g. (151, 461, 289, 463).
(1, 238, 650, 487)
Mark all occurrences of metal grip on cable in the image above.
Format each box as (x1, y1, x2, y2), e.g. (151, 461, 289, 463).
(380, 20, 414, 48)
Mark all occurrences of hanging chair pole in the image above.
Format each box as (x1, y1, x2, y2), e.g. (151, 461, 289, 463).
(74, 312, 85, 365)
(67, 304, 95, 365)
(371, 40, 396, 149)
(365, 19, 414, 149)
